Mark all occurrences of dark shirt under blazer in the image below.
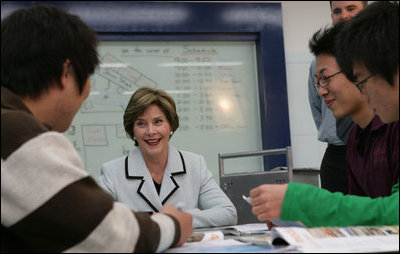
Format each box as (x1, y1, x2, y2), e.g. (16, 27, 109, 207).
(98, 144, 237, 228)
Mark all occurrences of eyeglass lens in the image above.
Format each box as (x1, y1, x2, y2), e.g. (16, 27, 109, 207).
(315, 71, 341, 88)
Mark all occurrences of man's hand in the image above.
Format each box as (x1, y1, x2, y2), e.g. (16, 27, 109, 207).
(249, 183, 288, 222)
(161, 204, 193, 247)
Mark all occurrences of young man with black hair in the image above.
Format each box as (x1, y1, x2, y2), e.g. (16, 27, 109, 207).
(336, 1, 399, 125)
(1, 4, 192, 252)
(308, 1, 368, 194)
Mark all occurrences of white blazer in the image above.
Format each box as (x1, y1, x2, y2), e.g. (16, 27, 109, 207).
(98, 144, 237, 228)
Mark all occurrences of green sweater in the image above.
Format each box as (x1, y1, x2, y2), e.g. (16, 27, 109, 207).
(281, 182, 399, 227)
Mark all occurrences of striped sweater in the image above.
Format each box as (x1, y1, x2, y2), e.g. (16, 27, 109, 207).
(1, 87, 180, 252)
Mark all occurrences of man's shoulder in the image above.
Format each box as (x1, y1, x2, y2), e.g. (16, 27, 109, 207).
(2, 107, 48, 136)
(385, 120, 399, 133)
(372, 117, 399, 139)
(1, 108, 48, 159)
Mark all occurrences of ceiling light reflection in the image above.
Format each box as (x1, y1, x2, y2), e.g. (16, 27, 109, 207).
(158, 61, 242, 67)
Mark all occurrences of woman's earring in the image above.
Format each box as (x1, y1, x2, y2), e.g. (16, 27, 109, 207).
(170, 131, 173, 136)
(133, 136, 136, 141)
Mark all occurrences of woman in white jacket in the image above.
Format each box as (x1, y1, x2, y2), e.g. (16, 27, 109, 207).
(98, 86, 237, 228)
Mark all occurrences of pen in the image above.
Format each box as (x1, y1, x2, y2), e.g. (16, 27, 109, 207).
(175, 202, 185, 211)
(242, 195, 251, 205)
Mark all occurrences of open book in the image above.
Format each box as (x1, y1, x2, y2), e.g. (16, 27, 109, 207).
(189, 220, 305, 242)
(188, 223, 270, 242)
(240, 225, 399, 253)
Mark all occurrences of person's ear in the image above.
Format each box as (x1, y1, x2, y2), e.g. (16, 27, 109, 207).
(60, 59, 72, 89)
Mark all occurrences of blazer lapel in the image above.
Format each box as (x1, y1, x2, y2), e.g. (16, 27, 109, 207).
(125, 149, 163, 212)
(159, 146, 187, 204)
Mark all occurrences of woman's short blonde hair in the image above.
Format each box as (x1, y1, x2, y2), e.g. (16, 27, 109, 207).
(123, 86, 179, 146)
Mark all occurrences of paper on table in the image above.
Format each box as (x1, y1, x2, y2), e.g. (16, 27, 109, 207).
(197, 223, 269, 236)
(164, 239, 249, 253)
(166, 237, 298, 253)
(188, 231, 224, 242)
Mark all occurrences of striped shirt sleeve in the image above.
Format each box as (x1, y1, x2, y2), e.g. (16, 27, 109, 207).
(1, 131, 179, 252)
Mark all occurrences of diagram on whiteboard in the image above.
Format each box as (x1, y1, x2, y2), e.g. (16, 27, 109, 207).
(82, 53, 159, 113)
(65, 41, 263, 180)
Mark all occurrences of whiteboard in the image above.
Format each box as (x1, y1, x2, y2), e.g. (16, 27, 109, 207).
(64, 41, 264, 182)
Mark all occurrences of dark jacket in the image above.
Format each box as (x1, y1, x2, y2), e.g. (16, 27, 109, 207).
(346, 115, 399, 198)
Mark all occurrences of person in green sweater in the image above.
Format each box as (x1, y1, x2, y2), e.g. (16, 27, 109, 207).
(249, 1, 399, 227)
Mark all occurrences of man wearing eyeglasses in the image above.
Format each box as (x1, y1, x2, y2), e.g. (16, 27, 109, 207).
(336, 4, 399, 125)
(309, 22, 398, 199)
(248, 1, 398, 228)
(308, 1, 368, 194)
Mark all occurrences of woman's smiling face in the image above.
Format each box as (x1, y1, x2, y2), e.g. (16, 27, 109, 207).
(133, 104, 171, 159)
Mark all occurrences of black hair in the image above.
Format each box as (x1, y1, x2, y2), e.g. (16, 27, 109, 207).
(309, 22, 346, 58)
(336, 1, 399, 85)
(1, 4, 99, 99)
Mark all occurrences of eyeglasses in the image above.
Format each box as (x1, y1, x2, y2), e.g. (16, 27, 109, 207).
(354, 73, 376, 92)
(314, 71, 342, 89)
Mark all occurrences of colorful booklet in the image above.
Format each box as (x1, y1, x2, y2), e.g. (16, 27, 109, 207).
(241, 225, 399, 252)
